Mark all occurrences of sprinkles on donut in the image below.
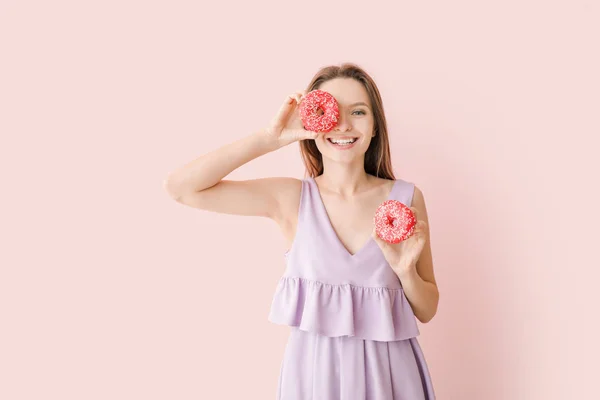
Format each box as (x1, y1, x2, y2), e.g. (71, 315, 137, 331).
(299, 89, 340, 133)
(373, 200, 417, 244)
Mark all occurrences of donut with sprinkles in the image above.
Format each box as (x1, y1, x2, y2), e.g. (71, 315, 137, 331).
(374, 200, 417, 244)
(299, 89, 340, 133)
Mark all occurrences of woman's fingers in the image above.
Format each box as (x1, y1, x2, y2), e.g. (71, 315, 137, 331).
(413, 220, 422, 233)
(296, 89, 310, 105)
(283, 90, 306, 115)
(272, 94, 298, 127)
(409, 206, 419, 221)
(294, 128, 318, 141)
(290, 90, 305, 105)
(413, 220, 427, 237)
(307, 130, 319, 139)
(271, 90, 315, 142)
(371, 226, 380, 242)
(372, 227, 386, 247)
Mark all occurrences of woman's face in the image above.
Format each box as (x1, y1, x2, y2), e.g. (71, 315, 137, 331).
(313, 78, 375, 162)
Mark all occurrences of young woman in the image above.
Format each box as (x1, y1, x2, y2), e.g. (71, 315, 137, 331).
(164, 63, 439, 399)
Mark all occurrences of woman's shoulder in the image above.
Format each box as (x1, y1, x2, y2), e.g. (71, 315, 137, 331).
(370, 174, 416, 190)
(370, 174, 421, 206)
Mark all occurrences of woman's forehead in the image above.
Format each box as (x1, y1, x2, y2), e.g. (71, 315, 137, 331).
(319, 79, 370, 107)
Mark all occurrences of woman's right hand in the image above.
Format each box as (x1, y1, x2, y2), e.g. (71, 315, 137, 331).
(261, 90, 320, 150)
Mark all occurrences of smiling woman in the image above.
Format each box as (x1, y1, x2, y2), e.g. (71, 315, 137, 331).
(297, 67, 390, 176)
(164, 62, 438, 399)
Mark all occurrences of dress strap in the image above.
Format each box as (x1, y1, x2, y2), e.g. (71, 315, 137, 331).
(284, 178, 312, 258)
(296, 178, 312, 230)
(390, 178, 416, 207)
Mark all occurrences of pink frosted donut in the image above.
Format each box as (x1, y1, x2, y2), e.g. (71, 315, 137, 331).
(374, 200, 417, 244)
(299, 89, 340, 133)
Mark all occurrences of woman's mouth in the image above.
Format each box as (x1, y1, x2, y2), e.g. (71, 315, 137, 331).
(327, 137, 358, 150)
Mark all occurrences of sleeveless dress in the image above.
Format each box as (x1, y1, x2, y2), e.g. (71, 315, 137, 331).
(268, 176, 436, 400)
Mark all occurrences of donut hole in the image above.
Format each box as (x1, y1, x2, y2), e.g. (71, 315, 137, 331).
(316, 108, 324, 116)
(386, 215, 399, 227)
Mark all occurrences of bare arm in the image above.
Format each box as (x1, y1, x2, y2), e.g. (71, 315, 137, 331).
(164, 131, 287, 219)
(163, 129, 275, 197)
(396, 186, 439, 323)
(163, 90, 318, 220)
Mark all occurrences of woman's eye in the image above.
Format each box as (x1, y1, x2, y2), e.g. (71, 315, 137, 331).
(352, 110, 366, 115)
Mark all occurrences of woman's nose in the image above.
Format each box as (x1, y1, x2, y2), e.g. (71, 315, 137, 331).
(335, 111, 352, 132)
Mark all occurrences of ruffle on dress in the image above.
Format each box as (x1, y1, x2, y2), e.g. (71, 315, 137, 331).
(268, 276, 420, 342)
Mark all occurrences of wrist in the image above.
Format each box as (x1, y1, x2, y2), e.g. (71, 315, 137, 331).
(254, 129, 281, 153)
(393, 262, 418, 281)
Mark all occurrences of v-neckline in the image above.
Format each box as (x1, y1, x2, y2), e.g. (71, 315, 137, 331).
(309, 176, 398, 258)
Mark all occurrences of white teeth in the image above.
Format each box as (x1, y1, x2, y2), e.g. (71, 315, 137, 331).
(329, 138, 357, 145)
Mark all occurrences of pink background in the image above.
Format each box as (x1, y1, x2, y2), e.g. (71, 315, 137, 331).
(1, 1, 599, 399)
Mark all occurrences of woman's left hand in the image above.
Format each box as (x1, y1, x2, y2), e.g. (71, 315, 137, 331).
(371, 206, 428, 278)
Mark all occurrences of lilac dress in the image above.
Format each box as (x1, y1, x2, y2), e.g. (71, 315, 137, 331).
(268, 176, 436, 399)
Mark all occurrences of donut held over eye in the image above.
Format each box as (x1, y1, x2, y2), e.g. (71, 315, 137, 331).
(299, 89, 340, 133)
(373, 200, 417, 244)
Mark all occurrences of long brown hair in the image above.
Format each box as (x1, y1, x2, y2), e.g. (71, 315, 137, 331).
(299, 63, 395, 180)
